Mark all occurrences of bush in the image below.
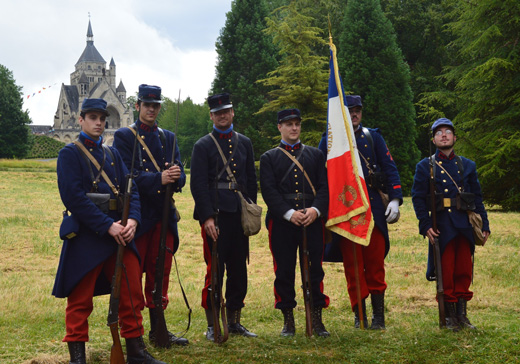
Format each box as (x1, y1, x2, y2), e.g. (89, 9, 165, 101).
(27, 134, 65, 159)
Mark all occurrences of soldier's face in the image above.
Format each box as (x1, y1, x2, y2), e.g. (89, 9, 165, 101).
(79, 112, 106, 140)
(210, 108, 234, 131)
(278, 119, 301, 145)
(136, 101, 161, 125)
(433, 127, 456, 150)
(349, 106, 362, 130)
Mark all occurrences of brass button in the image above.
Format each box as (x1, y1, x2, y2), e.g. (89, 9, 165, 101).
(365, 144, 368, 148)
(145, 168, 149, 172)
(157, 190, 161, 194)
(295, 182, 299, 185)
(229, 151, 232, 154)
(294, 169, 297, 172)
(295, 189, 299, 193)
(444, 189, 448, 193)
(443, 179, 446, 183)
(142, 135, 145, 139)
(439, 161, 443, 165)
(441, 171, 445, 174)
(143, 159, 146, 162)
(294, 175, 298, 178)
(448, 208, 452, 213)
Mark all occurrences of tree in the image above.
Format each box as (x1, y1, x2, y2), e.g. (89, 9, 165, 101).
(157, 96, 211, 168)
(211, 0, 279, 157)
(258, 0, 329, 146)
(0, 65, 31, 158)
(338, 0, 419, 192)
(381, 0, 457, 157)
(436, 0, 520, 211)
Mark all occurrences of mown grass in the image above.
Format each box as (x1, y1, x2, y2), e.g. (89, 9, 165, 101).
(0, 161, 518, 364)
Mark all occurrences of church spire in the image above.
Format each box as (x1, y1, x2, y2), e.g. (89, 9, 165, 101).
(87, 19, 93, 44)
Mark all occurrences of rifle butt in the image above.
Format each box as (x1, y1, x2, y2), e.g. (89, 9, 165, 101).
(433, 238, 446, 328)
(109, 323, 125, 364)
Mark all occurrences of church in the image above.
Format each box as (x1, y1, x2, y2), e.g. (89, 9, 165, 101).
(51, 20, 134, 145)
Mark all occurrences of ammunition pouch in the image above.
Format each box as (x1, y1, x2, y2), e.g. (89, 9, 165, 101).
(457, 192, 476, 211)
(368, 171, 387, 193)
(59, 210, 80, 240)
(86, 193, 117, 214)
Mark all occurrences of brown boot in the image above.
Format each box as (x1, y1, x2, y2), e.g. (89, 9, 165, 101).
(67, 342, 86, 364)
(456, 298, 477, 330)
(280, 308, 295, 336)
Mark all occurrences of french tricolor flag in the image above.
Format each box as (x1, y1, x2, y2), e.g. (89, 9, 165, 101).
(324, 41, 373, 246)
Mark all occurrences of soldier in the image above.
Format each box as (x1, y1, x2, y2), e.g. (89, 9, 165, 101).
(411, 118, 490, 330)
(260, 108, 330, 337)
(53, 98, 167, 364)
(190, 93, 258, 340)
(319, 95, 402, 330)
(113, 85, 188, 347)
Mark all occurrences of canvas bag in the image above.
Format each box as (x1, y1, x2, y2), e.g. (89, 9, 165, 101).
(210, 134, 262, 236)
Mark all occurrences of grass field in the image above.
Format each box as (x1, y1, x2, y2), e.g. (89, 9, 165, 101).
(0, 159, 518, 364)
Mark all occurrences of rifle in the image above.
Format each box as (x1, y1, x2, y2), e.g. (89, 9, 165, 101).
(300, 155, 314, 337)
(107, 122, 139, 364)
(429, 137, 446, 329)
(209, 157, 228, 344)
(151, 90, 182, 347)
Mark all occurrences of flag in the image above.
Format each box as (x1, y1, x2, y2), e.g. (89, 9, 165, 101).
(324, 40, 373, 246)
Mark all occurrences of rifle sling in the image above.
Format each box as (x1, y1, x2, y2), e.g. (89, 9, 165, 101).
(276, 146, 316, 197)
(73, 141, 119, 196)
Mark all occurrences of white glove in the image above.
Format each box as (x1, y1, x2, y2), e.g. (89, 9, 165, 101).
(385, 198, 400, 224)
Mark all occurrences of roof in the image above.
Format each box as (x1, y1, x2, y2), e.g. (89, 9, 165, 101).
(63, 85, 80, 112)
(116, 80, 126, 92)
(75, 20, 106, 66)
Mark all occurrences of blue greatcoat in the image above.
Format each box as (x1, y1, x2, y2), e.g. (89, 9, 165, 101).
(113, 120, 186, 253)
(52, 134, 141, 298)
(411, 150, 490, 280)
(318, 125, 403, 261)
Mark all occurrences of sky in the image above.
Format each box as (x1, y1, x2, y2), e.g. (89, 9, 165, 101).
(1, 0, 233, 125)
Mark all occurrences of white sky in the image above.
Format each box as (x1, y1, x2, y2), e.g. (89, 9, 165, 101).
(1, 0, 232, 125)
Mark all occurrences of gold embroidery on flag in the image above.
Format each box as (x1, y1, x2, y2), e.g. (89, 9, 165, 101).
(338, 184, 357, 208)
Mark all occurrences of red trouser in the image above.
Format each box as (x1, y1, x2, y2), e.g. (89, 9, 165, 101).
(441, 235, 473, 302)
(63, 249, 144, 342)
(136, 221, 174, 309)
(340, 226, 387, 310)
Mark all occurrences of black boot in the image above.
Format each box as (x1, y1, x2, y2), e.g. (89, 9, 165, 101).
(456, 298, 477, 330)
(67, 342, 86, 364)
(126, 336, 168, 364)
(312, 307, 330, 337)
(205, 309, 215, 341)
(370, 293, 386, 330)
(227, 308, 257, 337)
(444, 302, 460, 332)
(353, 300, 368, 329)
(280, 308, 295, 337)
(148, 308, 189, 347)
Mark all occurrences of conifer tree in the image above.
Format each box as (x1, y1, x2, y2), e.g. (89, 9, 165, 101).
(211, 0, 278, 156)
(439, 0, 520, 211)
(338, 0, 419, 191)
(257, 0, 329, 145)
(0, 65, 31, 158)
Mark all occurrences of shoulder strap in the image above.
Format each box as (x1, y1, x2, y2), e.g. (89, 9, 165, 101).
(73, 141, 119, 196)
(209, 133, 239, 181)
(276, 146, 316, 196)
(361, 127, 378, 168)
(127, 126, 162, 172)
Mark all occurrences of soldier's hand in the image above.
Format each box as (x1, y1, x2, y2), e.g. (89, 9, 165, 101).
(385, 199, 400, 223)
(481, 231, 491, 246)
(301, 208, 318, 227)
(426, 227, 439, 245)
(161, 164, 181, 185)
(108, 221, 127, 246)
(290, 210, 305, 226)
(121, 218, 138, 243)
(204, 217, 219, 242)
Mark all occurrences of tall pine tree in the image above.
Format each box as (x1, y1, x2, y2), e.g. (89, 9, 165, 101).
(257, 0, 329, 145)
(439, 0, 520, 211)
(211, 0, 278, 157)
(0, 65, 31, 158)
(338, 0, 419, 192)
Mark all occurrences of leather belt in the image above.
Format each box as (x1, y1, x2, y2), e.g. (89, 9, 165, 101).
(216, 182, 240, 190)
(283, 193, 314, 201)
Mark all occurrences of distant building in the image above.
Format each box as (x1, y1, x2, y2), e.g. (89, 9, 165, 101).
(50, 20, 134, 145)
(29, 125, 53, 135)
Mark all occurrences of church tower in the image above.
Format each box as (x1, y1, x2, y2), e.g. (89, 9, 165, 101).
(52, 18, 134, 145)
